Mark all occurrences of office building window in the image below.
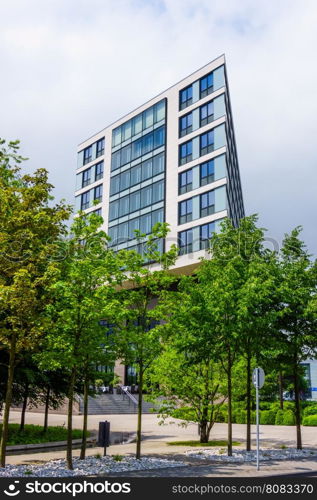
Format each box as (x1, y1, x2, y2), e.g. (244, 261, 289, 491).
(200, 222, 215, 249)
(179, 140, 192, 165)
(179, 198, 192, 224)
(130, 164, 142, 186)
(142, 159, 152, 181)
(91, 208, 102, 217)
(200, 72, 213, 98)
(119, 196, 129, 217)
(129, 218, 140, 240)
(130, 191, 141, 212)
(179, 169, 192, 195)
(82, 168, 91, 188)
(109, 199, 119, 220)
(154, 100, 165, 122)
(81, 191, 90, 210)
(120, 170, 130, 191)
(179, 85, 193, 110)
(122, 121, 132, 141)
(178, 228, 193, 255)
(110, 175, 120, 195)
(94, 185, 103, 203)
(200, 101, 214, 127)
(96, 138, 105, 157)
(153, 152, 164, 176)
(152, 180, 164, 203)
(200, 130, 214, 156)
(179, 112, 192, 137)
(200, 160, 214, 186)
(143, 107, 154, 129)
(95, 161, 104, 181)
(141, 185, 152, 208)
(200, 190, 215, 218)
(83, 146, 92, 165)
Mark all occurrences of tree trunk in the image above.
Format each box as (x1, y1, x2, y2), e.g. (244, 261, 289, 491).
(279, 371, 284, 410)
(43, 387, 50, 433)
(293, 360, 302, 449)
(246, 353, 251, 451)
(20, 383, 29, 432)
(80, 372, 89, 460)
(136, 362, 143, 459)
(227, 359, 233, 457)
(0, 334, 17, 467)
(66, 367, 76, 470)
(199, 421, 209, 443)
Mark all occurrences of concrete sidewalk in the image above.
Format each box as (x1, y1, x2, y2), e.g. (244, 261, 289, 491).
(2, 411, 317, 477)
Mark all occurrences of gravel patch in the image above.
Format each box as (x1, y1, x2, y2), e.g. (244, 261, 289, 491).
(186, 447, 317, 462)
(0, 456, 187, 477)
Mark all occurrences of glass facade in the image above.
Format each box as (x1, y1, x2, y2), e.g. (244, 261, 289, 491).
(108, 208, 164, 246)
(109, 100, 167, 251)
(111, 126, 165, 171)
(76, 62, 244, 259)
(110, 152, 164, 195)
(109, 180, 164, 220)
(112, 100, 166, 147)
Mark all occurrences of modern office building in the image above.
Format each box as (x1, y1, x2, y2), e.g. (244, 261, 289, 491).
(75, 54, 244, 274)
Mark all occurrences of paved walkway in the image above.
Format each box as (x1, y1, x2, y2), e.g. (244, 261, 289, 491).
(3, 412, 317, 477)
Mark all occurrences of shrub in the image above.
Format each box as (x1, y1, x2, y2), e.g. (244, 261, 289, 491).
(260, 402, 272, 411)
(275, 410, 285, 426)
(233, 409, 247, 424)
(260, 410, 276, 425)
(302, 415, 317, 426)
(303, 405, 317, 417)
(282, 410, 295, 426)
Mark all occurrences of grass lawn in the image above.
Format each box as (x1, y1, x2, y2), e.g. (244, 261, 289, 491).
(0, 424, 85, 446)
(167, 440, 241, 447)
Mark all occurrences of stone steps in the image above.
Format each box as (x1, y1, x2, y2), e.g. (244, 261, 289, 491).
(78, 393, 157, 415)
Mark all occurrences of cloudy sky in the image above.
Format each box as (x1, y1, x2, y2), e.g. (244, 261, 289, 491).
(1, 0, 316, 253)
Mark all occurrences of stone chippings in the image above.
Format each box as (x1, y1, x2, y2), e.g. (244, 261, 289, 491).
(186, 447, 317, 462)
(0, 456, 187, 477)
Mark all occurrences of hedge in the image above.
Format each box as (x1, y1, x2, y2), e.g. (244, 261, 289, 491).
(302, 415, 317, 426)
(303, 405, 317, 417)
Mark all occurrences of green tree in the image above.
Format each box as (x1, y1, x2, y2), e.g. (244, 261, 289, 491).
(0, 139, 71, 467)
(276, 227, 317, 449)
(148, 274, 226, 443)
(113, 224, 177, 459)
(38, 211, 123, 469)
(150, 346, 226, 443)
(184, 216, 275, 455)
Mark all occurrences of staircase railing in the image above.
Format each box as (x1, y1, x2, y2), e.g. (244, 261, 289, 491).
(120, 385, 138, 412)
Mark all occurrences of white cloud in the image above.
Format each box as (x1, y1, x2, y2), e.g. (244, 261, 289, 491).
(0, 0, 316, 252)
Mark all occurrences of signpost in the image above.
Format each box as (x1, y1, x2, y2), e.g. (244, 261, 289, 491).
(252, 367, 265, 471)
